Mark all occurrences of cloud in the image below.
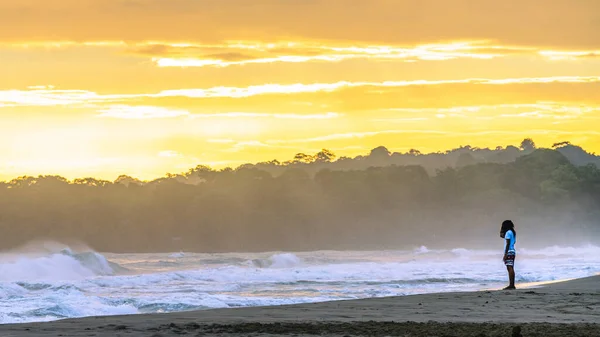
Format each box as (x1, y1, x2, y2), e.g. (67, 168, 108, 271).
(148, 76, 600, 100)
(371, 103, 600, 123)
(143, 41, 509, 68)
(7, 39, 597, 71)
(268, 130, 450, 144)
(158, 150, 182, 158)
(126, 43, 262, 61)
(207, 139, 236, 144)
(94, 108, 341, 120)
(201, 52, 260, 62)
(154, 82, 347, 98)
(0, 89, 115, 106)
(97, 105, 190, 119)
(3, 77, 600, 109)
(27, 85, 56, 90)
(189, 112, 341, 119)
(13, 39, 597, 70)
(223, 140, 299, 153)
(231, 140, 271, 149)
(378, 103, 600, 115)
(539, 50, 600, 61)
(1, 0, 598, 49)
(371, 117, 430, 123)
(268, 129, 600, 144)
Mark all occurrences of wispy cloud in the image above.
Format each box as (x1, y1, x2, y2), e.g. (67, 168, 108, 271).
(0, 89, 118, 107)
(27, 85, 56, 90)
(148, 42, 600, 68)
(2, 77, 600, 108)
(228, 140, 272, 151)
(94, 107, 341, 120)
(269, 128, 600, 144)
(97, 105, 190, 119)
(141, 41, 514, 68)
(158, 150, 183, 158)
(190, 112, 341, 119)
(207, 139, 236, 144)
(374, 103, 600, 121)
(268, 130, 451, 144)
(10, 39, 598, 68)
(371, 117, 430, 122)
(130, 76, 600, 100)
(495, 103, 600, 119)
(539, 50, 600, 61)
(223, 140, 299, 153)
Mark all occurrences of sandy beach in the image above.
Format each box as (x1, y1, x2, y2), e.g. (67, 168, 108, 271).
(0, 275, 598, 336)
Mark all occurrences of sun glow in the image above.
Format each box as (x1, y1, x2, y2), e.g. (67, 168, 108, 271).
(1, 1, 599, 180)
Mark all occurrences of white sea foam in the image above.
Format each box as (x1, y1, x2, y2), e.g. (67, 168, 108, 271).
(266, 253, 303, 268)
(1, 245, 599, 324)
(0, 251, 115, 282)
(249, 253, 302, 268)
(414, 246, 430, 254)
(169, 252, 185, 258)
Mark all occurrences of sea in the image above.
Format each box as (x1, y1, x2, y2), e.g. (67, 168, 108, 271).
(1, 243, 600, 324)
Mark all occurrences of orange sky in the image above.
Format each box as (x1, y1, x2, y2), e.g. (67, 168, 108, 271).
(1, 0, 599, 180)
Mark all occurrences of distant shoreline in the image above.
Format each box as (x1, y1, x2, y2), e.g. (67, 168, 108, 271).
(1, 274, 599, 336)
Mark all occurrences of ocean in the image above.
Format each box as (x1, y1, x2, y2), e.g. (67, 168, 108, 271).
(1, 244, 599, 324)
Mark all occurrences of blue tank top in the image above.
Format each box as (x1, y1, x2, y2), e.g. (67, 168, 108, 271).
(504, 230, 516, 252)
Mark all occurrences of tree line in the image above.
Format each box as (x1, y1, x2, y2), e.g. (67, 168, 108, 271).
(1, 139, 599, 253)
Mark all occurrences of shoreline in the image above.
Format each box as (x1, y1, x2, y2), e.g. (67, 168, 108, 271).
(480, 273, 599, 291)
(1, 275, 599, 336)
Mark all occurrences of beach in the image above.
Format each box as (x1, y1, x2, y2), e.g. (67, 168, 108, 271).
(1, 275, 598, 336)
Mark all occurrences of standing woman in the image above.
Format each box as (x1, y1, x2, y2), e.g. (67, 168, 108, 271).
(500, 220, 517, 290)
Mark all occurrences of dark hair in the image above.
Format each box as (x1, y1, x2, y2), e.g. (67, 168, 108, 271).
(500, 220, 516, 239)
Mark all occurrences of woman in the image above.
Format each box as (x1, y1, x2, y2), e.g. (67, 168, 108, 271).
(500, 220, 516, 290)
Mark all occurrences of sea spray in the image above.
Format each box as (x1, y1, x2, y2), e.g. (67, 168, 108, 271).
(0, 245, 599, 324)
(0, 253, 109, 282)
(250, 253, 302, 268)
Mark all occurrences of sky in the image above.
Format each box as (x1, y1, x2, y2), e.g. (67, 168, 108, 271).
(1, 0, 599, 181)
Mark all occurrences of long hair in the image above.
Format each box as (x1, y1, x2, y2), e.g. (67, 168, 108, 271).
(500, 220, 516, 240)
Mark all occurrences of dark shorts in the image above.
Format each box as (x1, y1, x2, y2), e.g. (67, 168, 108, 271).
(504, 251, 516, 267)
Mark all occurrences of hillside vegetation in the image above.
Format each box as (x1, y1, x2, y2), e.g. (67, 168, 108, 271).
(1, 139, 599, 252)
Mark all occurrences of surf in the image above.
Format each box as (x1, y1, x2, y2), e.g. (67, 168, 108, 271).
(0, 242, 127, 282)
(1, 245, 599, 324)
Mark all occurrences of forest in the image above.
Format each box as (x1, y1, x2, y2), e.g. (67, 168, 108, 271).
(1, 139, 599, 253)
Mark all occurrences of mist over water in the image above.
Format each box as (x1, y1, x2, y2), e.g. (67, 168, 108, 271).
(1, 242, 599, 324)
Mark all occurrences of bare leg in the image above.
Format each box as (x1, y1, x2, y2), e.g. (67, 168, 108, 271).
(504, 266, 516, 290)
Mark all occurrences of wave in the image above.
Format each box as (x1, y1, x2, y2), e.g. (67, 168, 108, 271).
(450, 248, 473, 257)
(0, 244, 127, 282)
(60, 249, 127, 275)
(413, 246, 430, 254)
(250, 253, 302, 269)
(413, 245, 600, 258)
(1, 245, 599, 324)
(519, 244, 600, 257)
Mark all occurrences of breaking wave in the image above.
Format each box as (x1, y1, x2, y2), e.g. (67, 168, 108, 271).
(0, 244, 126, 282)
(250, 253, 302, 268)
(1, 245, 599, 324)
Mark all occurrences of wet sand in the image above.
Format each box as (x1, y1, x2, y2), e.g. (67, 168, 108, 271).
(1, 275, 599, 336)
